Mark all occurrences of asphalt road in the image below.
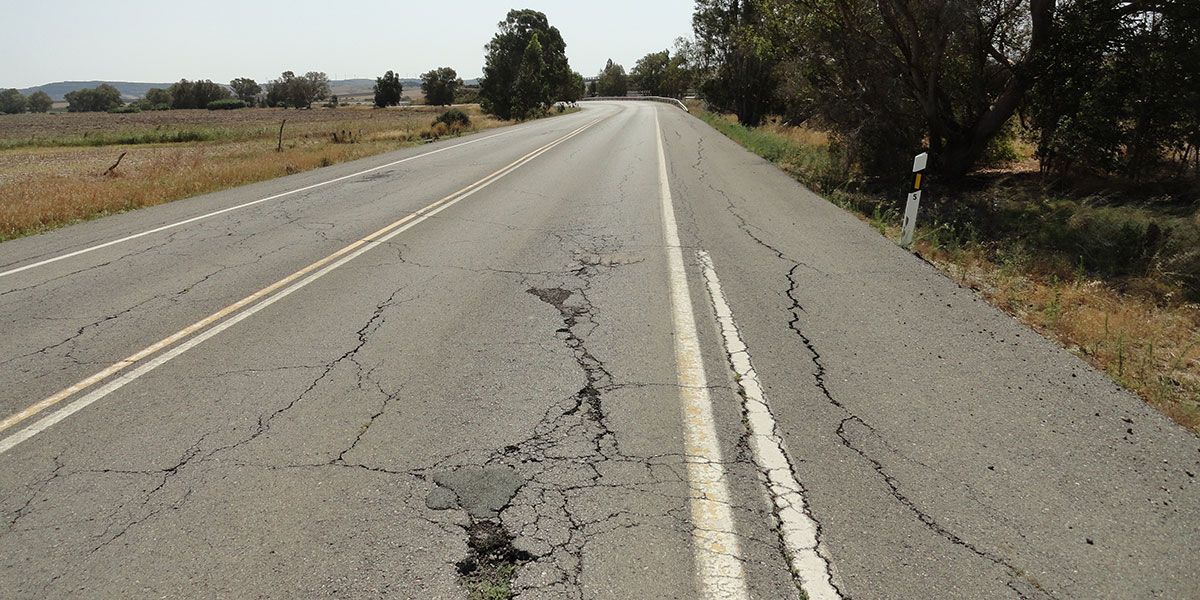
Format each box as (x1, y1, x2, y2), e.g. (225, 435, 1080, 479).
(0, 102, 1196, 599)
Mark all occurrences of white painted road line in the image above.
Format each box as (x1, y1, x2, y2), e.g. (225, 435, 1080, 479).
(654, 107, 750, 599)
(697, 250, 842, 600)
(0, 122, 548, 280)
(0, 117, 604, 454)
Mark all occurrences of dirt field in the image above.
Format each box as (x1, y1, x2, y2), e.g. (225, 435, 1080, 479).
(0, 105, 506, 240)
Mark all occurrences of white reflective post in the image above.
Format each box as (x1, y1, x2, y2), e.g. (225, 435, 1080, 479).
(900, 152, 928, 247)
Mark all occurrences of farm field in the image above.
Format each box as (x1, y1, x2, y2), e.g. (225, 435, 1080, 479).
(0, 105, 503, 240)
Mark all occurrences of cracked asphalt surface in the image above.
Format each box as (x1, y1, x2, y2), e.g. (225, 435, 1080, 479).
(1, 102, 1197, 599)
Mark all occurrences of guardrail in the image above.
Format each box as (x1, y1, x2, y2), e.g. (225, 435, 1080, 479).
(578, 96, 689, 112)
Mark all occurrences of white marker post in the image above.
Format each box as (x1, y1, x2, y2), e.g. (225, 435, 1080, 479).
(900, 152, 928, 247)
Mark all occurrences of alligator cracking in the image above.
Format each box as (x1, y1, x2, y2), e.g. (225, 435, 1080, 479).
(425, 243, 698, 599)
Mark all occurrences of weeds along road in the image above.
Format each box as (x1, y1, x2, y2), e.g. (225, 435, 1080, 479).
(0, 102, 1196, 599)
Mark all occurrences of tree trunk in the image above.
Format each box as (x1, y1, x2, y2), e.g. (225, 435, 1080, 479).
(939, 0, 1055, 178)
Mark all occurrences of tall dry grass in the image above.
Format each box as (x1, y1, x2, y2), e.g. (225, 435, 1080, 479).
(0, 107, 506, 240)
(925, 242, 1200, 431)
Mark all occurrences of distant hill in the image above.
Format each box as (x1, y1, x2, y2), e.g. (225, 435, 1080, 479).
(18, 78, 482, 101)
(329, 79, 382, 97)
(329, 78, 480, 97)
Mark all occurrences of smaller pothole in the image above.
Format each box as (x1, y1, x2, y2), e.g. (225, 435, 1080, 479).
(455, 520, 534, 600)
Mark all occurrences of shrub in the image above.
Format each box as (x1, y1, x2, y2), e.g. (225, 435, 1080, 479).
(0, 89, 26, 114)
(26, 91, 53, 113)
(454, 87, 481, 104)
(169, 79, 231, 109)
(1019, 202, 1163, 279)
(421, 67, 463, 106)
(980, 119, 1023, 166)
(65, 84, 124, 112)
(1156, 213, 1200, 300)
(107, 105, 141, 114)
(433, 108, 470, 128)
(207, 99, 247, 110)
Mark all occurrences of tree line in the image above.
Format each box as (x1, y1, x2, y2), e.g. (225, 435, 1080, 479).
(584, 49, 694, 99)
(371, 67, 470, 108)
(5, 66, 494, 115)
(0, 72, 335, 114)
(681, 0, 1198, 181)
(0, 89, 54, 114)
(6, 9, 599, 123)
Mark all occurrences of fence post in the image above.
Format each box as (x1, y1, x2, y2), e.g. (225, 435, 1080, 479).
(900, 152, 928, 247)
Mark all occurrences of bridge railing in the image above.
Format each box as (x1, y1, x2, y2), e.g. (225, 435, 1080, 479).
(578, 96, 689, 112)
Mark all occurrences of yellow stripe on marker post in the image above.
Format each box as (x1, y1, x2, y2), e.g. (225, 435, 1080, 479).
(900, 152, 928, 247)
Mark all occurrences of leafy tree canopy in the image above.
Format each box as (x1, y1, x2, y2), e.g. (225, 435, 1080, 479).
(421, 67, 464, 106)
(374, 70, 404, 108)
(64, 84, 124, 112)
(26, 91, 53, 113)
(595, 59, 629, 97)
(479, 9, 573, 119)
(0, 89, 26, 114)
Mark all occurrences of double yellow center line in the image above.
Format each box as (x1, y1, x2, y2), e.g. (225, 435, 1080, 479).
(0, 116, 606, 454)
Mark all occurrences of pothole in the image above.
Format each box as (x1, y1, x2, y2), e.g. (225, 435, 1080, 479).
(456, 520, 534, 600)
(424, 466, 530, 600)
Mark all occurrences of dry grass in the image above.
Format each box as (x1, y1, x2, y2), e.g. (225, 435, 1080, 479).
(759, 118, 830, 148)
(920, 241, 1200, 431)
(0, 106, 507, 240)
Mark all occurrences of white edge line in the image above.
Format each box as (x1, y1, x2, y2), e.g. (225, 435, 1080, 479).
(0, 115, 579, 279)
(696, 250, 842, 600)
(0, 117, 602, 454)
(654, 106, 750, 599)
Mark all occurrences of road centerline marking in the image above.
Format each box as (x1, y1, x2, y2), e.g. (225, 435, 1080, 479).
(0, 115, 586, 280)
(697, 250, 843, 600)
(654, 107, 750, 599)
(0, 117, 605, 454)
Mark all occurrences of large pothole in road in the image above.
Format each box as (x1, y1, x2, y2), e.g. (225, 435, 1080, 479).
(425, 466, 531, 600)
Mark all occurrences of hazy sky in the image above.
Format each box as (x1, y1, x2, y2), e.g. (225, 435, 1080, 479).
(1, 1, 697, 88)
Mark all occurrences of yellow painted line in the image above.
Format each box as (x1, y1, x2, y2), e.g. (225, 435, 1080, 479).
(654, 107, 750, 598)
(0, 124, 546, 280)
(0, 116, 605, 454)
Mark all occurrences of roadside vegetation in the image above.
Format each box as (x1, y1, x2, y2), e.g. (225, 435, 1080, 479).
(0, 105, 506, 241)
(692, 104, 1200, 432)
(673, 1, 1199, 431)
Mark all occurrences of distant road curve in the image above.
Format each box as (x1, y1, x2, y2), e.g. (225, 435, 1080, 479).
(581, 95, 689, 111)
